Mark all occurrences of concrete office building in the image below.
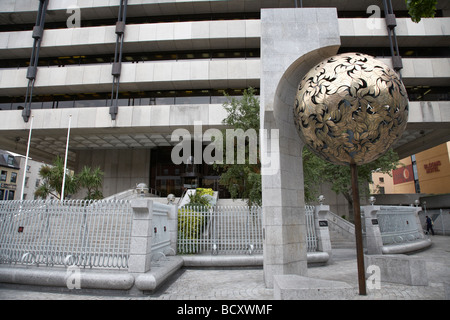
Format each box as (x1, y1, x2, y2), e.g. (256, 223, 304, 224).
(371, 141, 450, 195)
(0, 0, 449, 289)
(0, 0, 449, 200)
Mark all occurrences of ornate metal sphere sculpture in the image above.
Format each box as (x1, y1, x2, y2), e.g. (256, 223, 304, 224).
(294, 53, 409, 166)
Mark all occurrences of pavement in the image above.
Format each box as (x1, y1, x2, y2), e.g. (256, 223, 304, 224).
(0, 235, 448, 300)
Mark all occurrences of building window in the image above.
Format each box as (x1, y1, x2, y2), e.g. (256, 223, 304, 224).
(7, 155, 15, 166)
(0, 171, 6, 182)
(25, 177, 29, 187)
(379, 177, 384, 183)
(7, 190, 15, 200)
(35, 179, 40, 187)
(0, 189, 4, 200)
(10, 172, 17, 183)
(379, 187, 385, 194)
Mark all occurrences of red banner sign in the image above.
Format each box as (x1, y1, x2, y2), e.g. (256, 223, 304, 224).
(393, 164, 414, 185)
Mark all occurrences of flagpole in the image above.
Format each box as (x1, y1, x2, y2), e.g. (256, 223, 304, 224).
(61, 114, 72, 201)
(20, 115, 34, 201)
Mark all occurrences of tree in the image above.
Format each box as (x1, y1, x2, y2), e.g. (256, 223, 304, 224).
(406, 0, 438, 23)
(34, 156, 79, 200)
(78, 166, 104, 200)
(214, 88, 262, 207)
(302, 147, 400, 221)
(35, 157, 104, 200)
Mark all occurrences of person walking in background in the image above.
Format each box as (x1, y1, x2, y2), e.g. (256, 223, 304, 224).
(425, 216, 435, 235)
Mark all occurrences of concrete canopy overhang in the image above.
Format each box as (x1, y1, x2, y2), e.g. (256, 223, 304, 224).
(0, 103, 228, 168)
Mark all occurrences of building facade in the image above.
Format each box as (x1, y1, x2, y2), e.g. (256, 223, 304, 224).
(371, 141, 450, 195)
(0, 150, 20, 200)
(0, 0, 449, 199)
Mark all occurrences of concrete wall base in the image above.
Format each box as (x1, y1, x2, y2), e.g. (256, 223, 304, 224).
(381, 239, 432, 254)
(0, 252, 330, 294)
(364, 254, 428, 286)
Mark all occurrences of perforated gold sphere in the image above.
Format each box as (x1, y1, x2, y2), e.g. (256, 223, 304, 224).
(294, 53, 408, 165)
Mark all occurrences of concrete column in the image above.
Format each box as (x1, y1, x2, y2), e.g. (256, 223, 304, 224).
(363, 205, 383, 255)
(260, 8, 341, 288)
(413, 207, 427, 238)
(168, 203, 179, 255)
(128, 198, 153, 273)
(314, 204, 332, 259)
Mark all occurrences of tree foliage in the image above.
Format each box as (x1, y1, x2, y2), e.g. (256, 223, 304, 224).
(406, 0, 437, 23)
(303, 147, 400, 221)
(214, 87, 262, 207)
(34, 157, 104, 200)
(34, 156, 79, 200)
(77, 166, 104, 200)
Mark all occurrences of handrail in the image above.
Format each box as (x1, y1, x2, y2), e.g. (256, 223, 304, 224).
(326, 210, 355, 237)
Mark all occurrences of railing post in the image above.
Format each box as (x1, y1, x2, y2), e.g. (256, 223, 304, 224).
(167, 203, 178, 255)
(363, 202, 383, 255)
(128, 199, 153, 273)
(314, 200, 332, 259)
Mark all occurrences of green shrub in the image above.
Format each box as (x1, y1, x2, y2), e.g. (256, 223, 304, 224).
(177, 207, 206, 254)
(196, 188, 214, 197)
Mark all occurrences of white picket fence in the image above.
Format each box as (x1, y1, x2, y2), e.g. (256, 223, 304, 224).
(177, 205, 318, 255)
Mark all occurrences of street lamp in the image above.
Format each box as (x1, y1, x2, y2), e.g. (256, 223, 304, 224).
(294, 53, 409, 295)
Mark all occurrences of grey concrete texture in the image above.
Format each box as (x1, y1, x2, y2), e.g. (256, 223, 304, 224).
(0, 235, 448, 300)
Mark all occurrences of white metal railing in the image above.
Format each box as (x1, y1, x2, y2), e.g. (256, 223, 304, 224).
(177, 205, 318, 255)
(178, 206, 263, 255)
(0, 200, 132, 269)
(305, 205, 318, 252)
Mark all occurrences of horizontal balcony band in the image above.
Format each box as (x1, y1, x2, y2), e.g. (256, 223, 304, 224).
(2, 0, 448, 25)
(0, 20, 261, 59)
(1, 18, 449, 60)
(0, 103, 229, 136)
(0, 58, 449, 96)
(0, 59, 260, 95)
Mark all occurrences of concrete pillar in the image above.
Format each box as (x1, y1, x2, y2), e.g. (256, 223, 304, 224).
(128, 198, 153, 273)
(260, 8, 341, 288)
(363, 205, 383, 255)
(314, 204, 333, 259)
(168, 203, 179, 255)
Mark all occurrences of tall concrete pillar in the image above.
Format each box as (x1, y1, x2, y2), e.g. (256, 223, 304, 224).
(260, 8, 340, 288)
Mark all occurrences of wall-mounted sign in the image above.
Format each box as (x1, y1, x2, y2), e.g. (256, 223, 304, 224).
(393, 164, 414, 185)
(424, 160, 441, 173)
(319, 220, 328, 227)
(0, 183, 17, 190)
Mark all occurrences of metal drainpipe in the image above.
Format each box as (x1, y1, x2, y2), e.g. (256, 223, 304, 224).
(383, 0, 403, 77)
(22, 0, 49, 123)
(110, 0, 128, 121)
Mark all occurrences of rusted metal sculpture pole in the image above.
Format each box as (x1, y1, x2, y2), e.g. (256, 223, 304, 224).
(351, 163, 366, 295)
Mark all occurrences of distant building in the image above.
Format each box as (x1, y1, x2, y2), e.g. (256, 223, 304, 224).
(371, 141, 450, 195)
(0, 150, 20, 200)
(0, 149, 50, 200)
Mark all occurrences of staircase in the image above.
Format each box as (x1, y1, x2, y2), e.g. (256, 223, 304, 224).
(327, 212, 356, 249)
(329, 226, 356, 248)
